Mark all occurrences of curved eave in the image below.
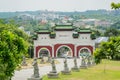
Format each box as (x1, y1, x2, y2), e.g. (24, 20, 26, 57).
(78, 32, 91, 34)
(36, 32, 50, 34)
(33, 38, 37, 40)
(55, 29, 74, 31)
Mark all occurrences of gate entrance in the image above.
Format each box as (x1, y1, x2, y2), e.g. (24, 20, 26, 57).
(56, 46, 72, 58)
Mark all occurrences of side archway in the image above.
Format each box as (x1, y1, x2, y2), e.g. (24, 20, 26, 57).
(36, 46, 52, 58)
(77, 45, 93, 57)
(38, 48, 50, 58)
(79, 47, 91, 56)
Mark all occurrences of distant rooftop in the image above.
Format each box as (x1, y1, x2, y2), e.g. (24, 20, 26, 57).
(95, 37, 109, 43)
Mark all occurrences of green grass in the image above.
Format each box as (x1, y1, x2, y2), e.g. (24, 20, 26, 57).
(42, 59, 120, 80)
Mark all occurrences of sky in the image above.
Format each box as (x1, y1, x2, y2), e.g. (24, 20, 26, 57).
(0, 0, 120, 12)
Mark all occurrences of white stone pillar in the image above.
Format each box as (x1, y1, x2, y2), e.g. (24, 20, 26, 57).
(74, 44, 77, 57)
(52, 44, 54, 57)
(34, 45, 36, 58)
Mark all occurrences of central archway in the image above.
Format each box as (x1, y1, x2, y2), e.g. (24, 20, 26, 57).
(38, 48, 50, 58)
(56, 45, 73, 58)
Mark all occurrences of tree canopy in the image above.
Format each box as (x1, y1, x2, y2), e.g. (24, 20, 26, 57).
(94, 36, 120, 64)
(0, 19, 29, 79)
(111, 2, 120, 9)
(104, 28, 120, 37)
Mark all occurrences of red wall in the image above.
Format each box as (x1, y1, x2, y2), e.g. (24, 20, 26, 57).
(35, 45, 93, 57)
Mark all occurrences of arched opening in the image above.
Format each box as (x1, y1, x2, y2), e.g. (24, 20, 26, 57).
(79, 47, 91, 57)
(56, 46, 72, 58)
(38, 48, 50, 58)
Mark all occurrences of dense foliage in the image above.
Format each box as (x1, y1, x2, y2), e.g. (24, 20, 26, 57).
(104, 28, 120, 37)
(0, 20, 29, 79)
(111, 21, 120, 29)
(111, 2, 120, 9)
(94, 37, 120, 64)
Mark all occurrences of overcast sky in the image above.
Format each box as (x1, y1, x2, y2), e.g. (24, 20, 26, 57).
(0, 0, 120, 12)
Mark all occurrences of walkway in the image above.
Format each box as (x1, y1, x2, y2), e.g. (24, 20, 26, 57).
(12, 58, 82, 80)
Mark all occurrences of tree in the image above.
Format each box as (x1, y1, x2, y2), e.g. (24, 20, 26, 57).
(0, 30, 28, 79)
(111, 2, 120, 9)
(104, 28, 120, 37)
(94, 36, 120, 64)
(0, 20, 29, 79)
(92, 30, 101, 37)
(111, 21, 120, 29)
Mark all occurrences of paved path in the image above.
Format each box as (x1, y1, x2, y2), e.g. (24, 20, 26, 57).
(12, 58, 82, 80)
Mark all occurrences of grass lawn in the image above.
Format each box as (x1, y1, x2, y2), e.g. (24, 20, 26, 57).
(43, 59, 120, 80)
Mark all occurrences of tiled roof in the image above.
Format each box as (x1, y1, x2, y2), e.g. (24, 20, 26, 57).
(36, 24, 91, 33)
(37, 29, 50, 32)
(36, 29, 50, 34)
(78, 29, 91, 33)
(55, 25, 74, 30)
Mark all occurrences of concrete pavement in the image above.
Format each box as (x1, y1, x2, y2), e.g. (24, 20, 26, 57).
(12, 58, 82, 80)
